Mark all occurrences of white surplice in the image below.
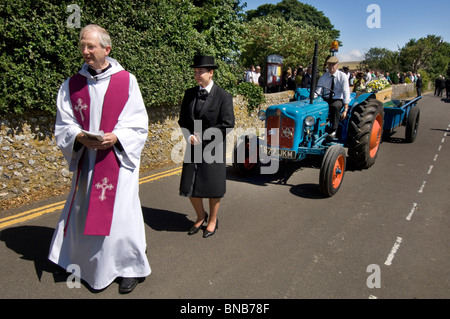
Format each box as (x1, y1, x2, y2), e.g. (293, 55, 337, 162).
(48, 57, 151, 290)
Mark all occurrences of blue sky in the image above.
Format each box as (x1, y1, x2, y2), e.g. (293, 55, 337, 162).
(243, 0, 450, 61)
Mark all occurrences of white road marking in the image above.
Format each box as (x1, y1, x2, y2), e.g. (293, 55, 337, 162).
(384, 237, 403, 266)
(406, 203, 418, 221)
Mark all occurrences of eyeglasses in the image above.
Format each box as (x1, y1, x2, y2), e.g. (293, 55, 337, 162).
(194, 70, 210, 76)
(79, 43, 100, 52)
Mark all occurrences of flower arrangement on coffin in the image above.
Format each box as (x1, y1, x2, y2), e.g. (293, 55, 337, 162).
(365, 79, 391, 93)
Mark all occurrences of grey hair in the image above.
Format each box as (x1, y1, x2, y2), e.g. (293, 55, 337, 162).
(79, 24, 112, 48)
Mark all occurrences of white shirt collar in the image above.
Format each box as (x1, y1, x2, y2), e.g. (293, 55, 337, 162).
(200, 80, 214, 93)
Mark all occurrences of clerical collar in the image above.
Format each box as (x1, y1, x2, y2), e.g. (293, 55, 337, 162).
(87, 63, 111, 77)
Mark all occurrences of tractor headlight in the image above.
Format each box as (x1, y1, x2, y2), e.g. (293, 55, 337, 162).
(258, 110, 266, 121)
(304, 116, 315, 127)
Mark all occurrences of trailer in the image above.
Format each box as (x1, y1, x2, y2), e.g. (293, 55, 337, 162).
(382, 96, 422, 143)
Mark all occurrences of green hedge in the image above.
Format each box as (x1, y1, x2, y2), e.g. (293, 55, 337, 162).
(0, 0, 247, 115)
(235, 81, 266, 112)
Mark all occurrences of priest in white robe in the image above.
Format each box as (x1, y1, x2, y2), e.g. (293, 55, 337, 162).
(48, 24, 151, 293)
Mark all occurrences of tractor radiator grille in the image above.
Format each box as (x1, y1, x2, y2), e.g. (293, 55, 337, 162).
(267, 116, 295, 149)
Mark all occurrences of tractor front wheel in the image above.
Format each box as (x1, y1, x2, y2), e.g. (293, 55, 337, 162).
(319, 145, 347, 197)
(232, 135, 260, 176)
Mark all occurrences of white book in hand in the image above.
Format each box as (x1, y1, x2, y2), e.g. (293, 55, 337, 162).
(81, 129, 105, 141)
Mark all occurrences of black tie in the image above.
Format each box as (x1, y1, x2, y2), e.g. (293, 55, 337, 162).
(330, 75, 335, 99)
(198, 89, 208, 99)
(194, 89, 208, 118)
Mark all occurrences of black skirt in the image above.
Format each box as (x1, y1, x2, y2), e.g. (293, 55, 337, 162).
(179, 142, 226, 198)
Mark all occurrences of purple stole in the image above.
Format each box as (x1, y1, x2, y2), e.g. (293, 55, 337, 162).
(67, 70, 129, 236)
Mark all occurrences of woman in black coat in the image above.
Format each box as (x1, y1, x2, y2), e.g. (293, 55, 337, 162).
(178, 55, 235, 238)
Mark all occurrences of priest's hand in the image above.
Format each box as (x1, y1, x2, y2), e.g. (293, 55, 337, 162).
(76, 132, 118, 150)
(100, 133, 119, 149)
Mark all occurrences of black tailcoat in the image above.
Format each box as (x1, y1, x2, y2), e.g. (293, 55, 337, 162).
(178, 83, 235, 198)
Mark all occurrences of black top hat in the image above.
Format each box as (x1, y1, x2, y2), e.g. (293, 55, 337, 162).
(190, 55, 218, 69)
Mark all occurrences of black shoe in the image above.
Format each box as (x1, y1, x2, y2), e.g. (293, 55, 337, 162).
(188, 213, 208, 235)
(119, 277, 139, 294)
(203, 219, 218, 238)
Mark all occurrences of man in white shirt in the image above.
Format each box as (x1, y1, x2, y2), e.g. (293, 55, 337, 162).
(245, 65, 255, 83)
(365, 69, 372, 83)
(254, 66, 261, 85)
(317, 56, 351, 138)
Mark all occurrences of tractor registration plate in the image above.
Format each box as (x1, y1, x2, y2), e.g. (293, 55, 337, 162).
(261, 146, 296, 159)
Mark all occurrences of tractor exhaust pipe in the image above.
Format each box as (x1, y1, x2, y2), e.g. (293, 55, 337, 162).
(310, 41, 318, 104)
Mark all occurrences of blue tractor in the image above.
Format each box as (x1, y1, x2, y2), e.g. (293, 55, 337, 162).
(232, 42, 421, 197)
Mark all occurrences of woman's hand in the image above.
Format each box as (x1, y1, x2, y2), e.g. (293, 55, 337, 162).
(189, 132, 202, 145)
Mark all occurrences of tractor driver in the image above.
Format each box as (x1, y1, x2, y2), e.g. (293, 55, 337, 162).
(317, 56, 351, 138)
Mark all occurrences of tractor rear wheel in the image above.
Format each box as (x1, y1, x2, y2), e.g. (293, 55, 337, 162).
(348, 98, 384, 169)
(232, 135, 260, 176)
(319, 145, 346, 197)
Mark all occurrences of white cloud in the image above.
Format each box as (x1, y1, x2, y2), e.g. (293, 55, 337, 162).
(337, 49, 365, 62)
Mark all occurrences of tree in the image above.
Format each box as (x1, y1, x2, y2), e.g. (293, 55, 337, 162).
(362, 47, 399, 72)
(246, 0, 340, 40)
(240, 17, 334, 70)
(190, 0, 247, 91)
(192, 0, 246, 61)
(399, 35, 445, 73)
(362, 35, 450, 81)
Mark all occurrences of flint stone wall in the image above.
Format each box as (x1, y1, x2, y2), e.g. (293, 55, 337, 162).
(391, 83, 416, 98)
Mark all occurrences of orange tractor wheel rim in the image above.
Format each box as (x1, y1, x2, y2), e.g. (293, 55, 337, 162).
(369, 114, 382, 158)
(332, 155, 345, 189)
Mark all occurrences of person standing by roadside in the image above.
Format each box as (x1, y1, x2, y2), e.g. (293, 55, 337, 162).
(408, 72, 415, 84)
(288, 68, 297, 90)
(365, 68, 372, 83)
(385, 72, 392, 84)
(48, 24, 151, 294)
(446, 76, 450, 99)
(245, 65, 256, 83)
(178, 55, 235, 238)
(254, 66, 262, 86)
(416, 73, 423, 97)
(301, 65, 312, 88)
(434, 76, 440, 95)
(295, 67, 303, 88)
(439, 76, 446, 97)
(282, 67, 292, 91)
(434, 75, 444, 97)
